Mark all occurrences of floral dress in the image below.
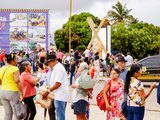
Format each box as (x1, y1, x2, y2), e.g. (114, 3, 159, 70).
(106, 79, 124, 120)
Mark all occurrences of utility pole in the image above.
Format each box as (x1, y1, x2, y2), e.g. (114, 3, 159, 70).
(69, 0, 72, 54)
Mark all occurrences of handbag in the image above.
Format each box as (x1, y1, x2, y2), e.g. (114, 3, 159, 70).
(96, 80, 111, 111)
(14, 102, 27, 119)
(36, 85, 54, 109)
(96, 90, 109, 111)
(64, 59, 69, 64)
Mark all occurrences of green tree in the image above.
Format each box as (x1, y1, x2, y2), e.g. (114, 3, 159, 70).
(54, 12, 101, 52)
(111, 22, 160, 59)
(107, 1, 137, 24)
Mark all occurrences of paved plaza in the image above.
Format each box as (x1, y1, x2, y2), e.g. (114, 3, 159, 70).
(0, 81, 160, 120)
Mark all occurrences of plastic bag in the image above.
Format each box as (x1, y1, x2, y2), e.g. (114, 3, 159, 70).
(78, 69, 97, 89)
(14, 102, 27, 119)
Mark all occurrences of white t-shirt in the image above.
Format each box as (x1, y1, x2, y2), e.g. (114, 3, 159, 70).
(37, 71, 47, 83)
(125, 55, 133, 66)
(50, 63, 69, 101)
(72, 77, 88, 103)
(84, 49, 90, 57)
(63, 56, 71, 64)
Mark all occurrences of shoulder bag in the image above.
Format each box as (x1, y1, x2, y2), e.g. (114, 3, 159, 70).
(14, 101, 27, 119)
(96, 80, 111, 111)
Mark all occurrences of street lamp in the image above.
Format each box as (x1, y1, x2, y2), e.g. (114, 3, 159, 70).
(69, 0, 72, 54)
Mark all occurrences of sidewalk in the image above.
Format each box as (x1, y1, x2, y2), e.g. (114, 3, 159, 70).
(0, 81, 160, 120)
(0, 102, 159, 120)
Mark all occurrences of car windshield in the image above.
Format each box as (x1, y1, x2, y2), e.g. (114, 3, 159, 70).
(139, 55, 160, 68)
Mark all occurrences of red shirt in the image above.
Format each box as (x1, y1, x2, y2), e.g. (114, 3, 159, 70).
(0, 53, 5, 62)
(20, 72, 36, 98)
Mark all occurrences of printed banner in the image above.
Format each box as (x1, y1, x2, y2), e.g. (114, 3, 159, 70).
(0, 9, 48, 54)
(0, 12, 10, 53)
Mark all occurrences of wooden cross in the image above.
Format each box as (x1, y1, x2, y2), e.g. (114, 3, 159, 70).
(87, 17, 109, 59)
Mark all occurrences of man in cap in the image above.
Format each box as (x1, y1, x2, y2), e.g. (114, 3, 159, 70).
(115, 54, 128, 83)
(43, 54, 69, 120)
(115, 54, 128, 111)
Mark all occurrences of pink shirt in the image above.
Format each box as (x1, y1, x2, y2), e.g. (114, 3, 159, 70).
(21, 72, 36, 98)
(56, 52, 64, 60)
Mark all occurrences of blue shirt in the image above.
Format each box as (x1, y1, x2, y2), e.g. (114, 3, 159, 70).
(119, 68, 128, 101)
(120, 68, 128, 83)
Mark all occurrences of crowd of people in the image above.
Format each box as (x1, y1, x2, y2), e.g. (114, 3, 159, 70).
(0, 47, 157, 120)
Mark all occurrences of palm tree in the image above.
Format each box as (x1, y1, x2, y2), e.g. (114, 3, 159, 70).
(107, 1, 137, 24)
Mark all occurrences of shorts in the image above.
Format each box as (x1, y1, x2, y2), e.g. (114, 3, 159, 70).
(73, 100, 88, 115)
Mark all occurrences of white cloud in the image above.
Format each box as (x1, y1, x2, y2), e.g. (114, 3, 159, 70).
(0, 0, 159, 32)
(50, 0, 160, 32)
(126, 0, 160, 26)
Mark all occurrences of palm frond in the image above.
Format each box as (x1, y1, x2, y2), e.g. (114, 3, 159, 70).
(107, 1, 134, 24)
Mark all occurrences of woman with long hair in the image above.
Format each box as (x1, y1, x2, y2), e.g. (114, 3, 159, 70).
(0, 53, 23, 120)
(37, 62, 46, 86)
(124, 64, 156, 120)
(20, 61, 40, 120)
(103, 68, 125, 120)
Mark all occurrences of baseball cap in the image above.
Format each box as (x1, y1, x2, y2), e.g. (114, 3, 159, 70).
(70, 49, 74, 52)
(46, 54, 57, 63)
(115, 54, 127, 62)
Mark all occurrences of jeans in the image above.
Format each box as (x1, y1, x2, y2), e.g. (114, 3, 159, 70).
(75, 58, 79, 65)
(69, 72, 74, 85)
(32, 61, 37, 73)
(127, 106, 145, 120)
(0, 62, 5, 67)
(54, 100, 67, 120)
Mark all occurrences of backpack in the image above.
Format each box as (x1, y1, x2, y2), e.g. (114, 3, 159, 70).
(157, 81, 160, 104)
(96, 80, 111, 111)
